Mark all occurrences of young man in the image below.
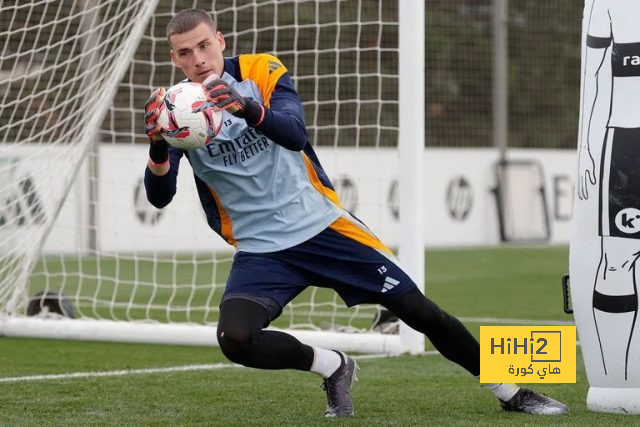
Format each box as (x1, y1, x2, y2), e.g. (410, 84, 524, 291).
(144, 8, 568, 417)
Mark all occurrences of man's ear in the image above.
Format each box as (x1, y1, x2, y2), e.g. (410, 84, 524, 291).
(170, 49, 177, 65)
(217, 31, 226, 52)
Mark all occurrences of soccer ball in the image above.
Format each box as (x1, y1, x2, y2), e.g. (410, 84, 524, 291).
(157, 81, 223, 150)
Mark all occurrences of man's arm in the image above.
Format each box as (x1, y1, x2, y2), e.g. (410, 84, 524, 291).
(143, 87, 182, 208)
(204, 73, 309, 151)
(145, 147, 182, 209)
(577, 0, 611, 200)
(250, 74, 308, 151)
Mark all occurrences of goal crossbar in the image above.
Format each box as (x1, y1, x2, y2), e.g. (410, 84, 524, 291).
(0, 317, 406, 354)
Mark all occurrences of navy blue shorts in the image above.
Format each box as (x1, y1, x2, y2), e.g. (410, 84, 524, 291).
(600, 127, 640, 238)
(222, 216, 417, 319)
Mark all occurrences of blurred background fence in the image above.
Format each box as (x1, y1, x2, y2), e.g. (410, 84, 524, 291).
(1, 1, 581, 149)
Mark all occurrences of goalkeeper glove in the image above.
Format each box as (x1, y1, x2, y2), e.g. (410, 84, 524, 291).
(144, 87, 169, 164)
(203, 74, 265, 126)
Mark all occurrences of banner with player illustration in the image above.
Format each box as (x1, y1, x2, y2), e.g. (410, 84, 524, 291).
(569, 0, 640, 414)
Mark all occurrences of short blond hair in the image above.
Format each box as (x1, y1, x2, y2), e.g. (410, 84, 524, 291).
(167, 9, 216, 41)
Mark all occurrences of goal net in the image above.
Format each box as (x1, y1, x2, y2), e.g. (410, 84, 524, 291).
(0, 0, 424, 354)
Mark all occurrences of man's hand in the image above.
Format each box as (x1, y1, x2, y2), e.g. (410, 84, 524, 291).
(203, 74, 247, 115)
(145, 87, 166, 141)
(144, 88, 170, 175)
(577, 143, 597, 200)
(144, 88, 170, 169)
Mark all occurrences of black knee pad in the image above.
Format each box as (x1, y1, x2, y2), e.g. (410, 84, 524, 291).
(217, 297, 270, 363)
(217, 324, 260, 362)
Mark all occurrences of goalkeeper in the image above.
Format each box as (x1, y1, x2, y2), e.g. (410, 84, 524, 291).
(144, 8, 568, 418)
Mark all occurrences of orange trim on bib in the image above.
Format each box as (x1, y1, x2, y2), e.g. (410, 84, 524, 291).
(329, 217, 393, 255)
(207, 186, 236, 247)
(238, 54, 288, 107)
(302, 154, 342, 207)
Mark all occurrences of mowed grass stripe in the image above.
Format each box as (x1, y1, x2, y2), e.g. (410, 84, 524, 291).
(0, 353, 445, 383)
(2, 247, 635, 425)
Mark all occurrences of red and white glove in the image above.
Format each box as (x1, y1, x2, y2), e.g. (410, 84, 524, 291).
(203, 74, 265, 126)
(144, 87, 169, 165)
(203, 74, 246, 114)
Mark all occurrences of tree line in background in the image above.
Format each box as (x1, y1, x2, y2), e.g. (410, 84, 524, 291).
(427, 1, 582, 148)
(0, 1, 583, 149)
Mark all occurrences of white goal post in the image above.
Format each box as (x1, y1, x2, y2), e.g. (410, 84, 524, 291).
(0, 0, 424, 355)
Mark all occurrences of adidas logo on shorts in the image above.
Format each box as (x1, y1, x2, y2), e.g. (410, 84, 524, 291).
(381, 276, 400, 293)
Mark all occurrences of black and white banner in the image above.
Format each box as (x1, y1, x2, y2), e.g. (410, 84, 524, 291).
(570, 0, 640, 413)
(1, 145, 577, 254)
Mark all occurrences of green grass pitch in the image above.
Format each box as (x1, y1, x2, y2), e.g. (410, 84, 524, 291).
(0, 246, 634, 425)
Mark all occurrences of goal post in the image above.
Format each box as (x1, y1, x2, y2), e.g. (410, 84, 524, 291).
(398, 0, 425, 354)
(0, 1, 425, 355)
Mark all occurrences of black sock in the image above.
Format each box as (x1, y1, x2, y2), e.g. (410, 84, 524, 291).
(380, 287, 480, 376)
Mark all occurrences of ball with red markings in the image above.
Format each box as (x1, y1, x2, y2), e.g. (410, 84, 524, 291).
(157, 82, 223, 150)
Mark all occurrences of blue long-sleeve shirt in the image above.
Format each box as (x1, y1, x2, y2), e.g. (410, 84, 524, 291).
(223, 57, 308, 151)
(145, 54, 343, 252)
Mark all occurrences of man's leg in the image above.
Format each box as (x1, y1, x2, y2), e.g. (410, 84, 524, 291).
(217, 297, 357, 416)
(380, 287, 480, 374)
(379, 288, 518, 400)
(592, 237, 640, 379)
(379, 287, 568, 415)
(217, 297, 314, 370)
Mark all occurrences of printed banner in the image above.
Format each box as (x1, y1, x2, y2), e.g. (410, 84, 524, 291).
(569, 0, 640, 414)
(0, 145, 574, 253)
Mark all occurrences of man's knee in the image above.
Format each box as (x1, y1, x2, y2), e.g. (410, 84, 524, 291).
(217, 323, 261, 363)
(217, 297, 269, 364)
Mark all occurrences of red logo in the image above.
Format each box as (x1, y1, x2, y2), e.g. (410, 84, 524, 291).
(161, 110, 190, 139)
(192, 100, 221, 145)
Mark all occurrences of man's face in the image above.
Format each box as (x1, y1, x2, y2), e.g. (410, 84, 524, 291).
(169, 22, 225, 83)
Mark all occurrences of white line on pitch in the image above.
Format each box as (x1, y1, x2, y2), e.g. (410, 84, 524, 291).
(352, 351, 440, 360)
(288, 311, 575, 325)
(0, 353, 435, 383)
(0, 363, 242, 383)
(0, 355, 386, 383)
(459, 317, 574, 326)
(0, 344, 581, 384)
